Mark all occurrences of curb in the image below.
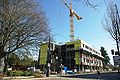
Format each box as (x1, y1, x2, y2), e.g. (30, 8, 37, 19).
(2, 76, 50, 80)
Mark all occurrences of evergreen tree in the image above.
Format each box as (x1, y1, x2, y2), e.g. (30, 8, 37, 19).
(100, 47, 110, 69)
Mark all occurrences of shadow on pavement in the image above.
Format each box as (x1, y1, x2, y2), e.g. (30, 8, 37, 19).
(61, 72, 120, 80)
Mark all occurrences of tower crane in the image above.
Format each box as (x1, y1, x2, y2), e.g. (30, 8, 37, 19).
(63, 0, 82, 42)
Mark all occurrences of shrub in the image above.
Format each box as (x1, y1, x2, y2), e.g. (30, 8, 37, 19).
(22, 71, 31, 76)
(7, 71, 13, 76)
(32, 72, 44, 78)
(6, 70, 44, 78)
(13, 70, 23, 76)
(7, 70, 23, 76)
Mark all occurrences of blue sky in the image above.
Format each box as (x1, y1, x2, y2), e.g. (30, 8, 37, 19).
(39, 0, 120, 64)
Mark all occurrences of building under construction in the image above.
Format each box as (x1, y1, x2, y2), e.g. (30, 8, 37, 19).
(61, 40, 104, 72)
(38, 40, 104, 72)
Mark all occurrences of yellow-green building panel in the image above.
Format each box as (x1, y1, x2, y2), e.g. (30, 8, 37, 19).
(66, 40, 82, 65)
(39, 43, 48, 65)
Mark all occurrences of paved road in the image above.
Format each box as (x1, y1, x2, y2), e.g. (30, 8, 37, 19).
(59, 71, 120, 80)
(47, 71, 120, 80)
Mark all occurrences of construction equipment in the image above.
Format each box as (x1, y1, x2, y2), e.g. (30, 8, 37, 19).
(63, 0, 82, 42)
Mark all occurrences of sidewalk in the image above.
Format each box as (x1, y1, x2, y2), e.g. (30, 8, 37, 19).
(2, 76, 50, 80)
(1, 71, 115, 80)
(2, 74, 60, 80)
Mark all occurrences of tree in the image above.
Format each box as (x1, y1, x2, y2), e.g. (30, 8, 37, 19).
(8, 53, 37, 70)
(7, 53, 20, 67)
(0, 0, 50, 60)
(100, 47, 110, 69)
(73, 0, 102, 10)
(20, 55, 34, 67)
(103, 2, 120, 55)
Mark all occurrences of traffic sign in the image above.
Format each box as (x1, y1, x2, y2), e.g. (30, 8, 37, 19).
(113, 56, 120, 65)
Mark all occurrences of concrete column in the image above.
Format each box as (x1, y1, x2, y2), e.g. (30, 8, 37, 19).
(82, 65, 84, 72)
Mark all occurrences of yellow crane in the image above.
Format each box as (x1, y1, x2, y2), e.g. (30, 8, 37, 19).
(63, 0, 82, 42)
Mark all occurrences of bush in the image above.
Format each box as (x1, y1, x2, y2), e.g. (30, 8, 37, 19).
(7, 71, 13, 76)
(32, 72, 44, 78)
(6, 70, 44, 78)
(22, 71, 31, 76)
(11, 70, 23, 76)
(7, 70, 30, 76)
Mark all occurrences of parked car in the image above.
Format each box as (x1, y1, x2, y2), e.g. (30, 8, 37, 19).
(27, 67, 36, 72)
(85, 69, 90, 73)
(66, 70, 74, 74)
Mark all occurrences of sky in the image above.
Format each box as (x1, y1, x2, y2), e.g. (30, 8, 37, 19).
(39, 0, 120, 64)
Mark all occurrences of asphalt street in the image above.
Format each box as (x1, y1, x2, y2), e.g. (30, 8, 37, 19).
(47, 71, 120, 80)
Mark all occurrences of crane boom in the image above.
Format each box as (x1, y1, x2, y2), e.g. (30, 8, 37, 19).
(62, 0, 82, 41)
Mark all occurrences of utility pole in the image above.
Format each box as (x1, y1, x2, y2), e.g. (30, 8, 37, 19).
(46, 36, 51, 77)
(58, 42, 62, 77)
(115, 4, 120, 56)
(114, 4, 120, 71)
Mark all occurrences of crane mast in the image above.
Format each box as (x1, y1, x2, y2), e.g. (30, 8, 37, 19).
(70, 2, 74, 42)
(63, 0, 82, 42)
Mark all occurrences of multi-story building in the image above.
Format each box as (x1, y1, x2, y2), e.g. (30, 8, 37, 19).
(39, 40, 104, 72)
(61, 40, 104, 72)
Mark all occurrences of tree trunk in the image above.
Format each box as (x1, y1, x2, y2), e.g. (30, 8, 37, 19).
(0, 45, 6, 59)
(3, 54, 9, 74)
(3, 57, 7, 74)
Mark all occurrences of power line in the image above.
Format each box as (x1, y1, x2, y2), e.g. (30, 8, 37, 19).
(51, 30, 111, 43)
(51, 31, 69, 40)
(85, 35, 109, 41)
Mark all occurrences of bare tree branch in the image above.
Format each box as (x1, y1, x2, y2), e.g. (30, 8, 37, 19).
(103, 2, 120, 55)
(74, 0, 101, 11)
(0, 0, 50, 59)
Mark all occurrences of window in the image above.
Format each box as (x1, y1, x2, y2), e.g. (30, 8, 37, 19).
(83, 44, 85, 47)
(93, 49, 96, 53)
(89, 48, 92, 51)
(83, 58, 86, 62)
(90, 60, 93, 64)
(85, 45, 89, 49)
(71, 52, 75, 57)
(86, 59, 89, 63)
